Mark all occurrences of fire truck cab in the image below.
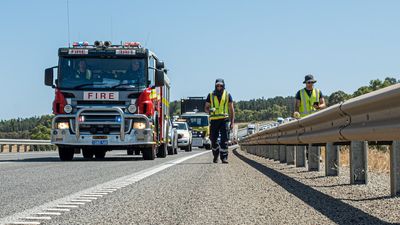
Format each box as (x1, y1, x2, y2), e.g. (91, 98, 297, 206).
(44, 41, 171, 161)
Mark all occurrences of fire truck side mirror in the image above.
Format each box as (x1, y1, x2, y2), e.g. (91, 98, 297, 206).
(156, 61, 165, 70)
(44, 67, 55, 87)
(155, 70, 165, 87)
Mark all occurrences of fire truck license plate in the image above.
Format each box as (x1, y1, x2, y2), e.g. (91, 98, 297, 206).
(92, 140, 108, 145)
(84, 92, 119, 101)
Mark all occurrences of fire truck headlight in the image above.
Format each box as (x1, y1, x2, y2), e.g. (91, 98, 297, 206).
(57, 122, 70, 130)
(64, 104, 73, 114)
(128, 104, 137, 113)
(133, 121, 146, 130)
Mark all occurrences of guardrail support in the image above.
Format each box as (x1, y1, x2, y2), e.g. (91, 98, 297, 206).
(279, 145, 286, 163)
(286, 146, 295, 165)
(269, 145, 274, 159)
(350, 141, 368, 184)
(325, 143, 340, 176)
(296, 145, 306, 167)
(273, 145, 279, 161)
(308, 144, 320, 171)
(0, 144, 3, 153)
(262, 146, 268, 158)
(390, 141, 400, 196)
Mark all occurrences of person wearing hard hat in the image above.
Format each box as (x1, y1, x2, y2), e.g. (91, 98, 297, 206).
(205, 79, 235, 164)
(294, 74, 326, 118)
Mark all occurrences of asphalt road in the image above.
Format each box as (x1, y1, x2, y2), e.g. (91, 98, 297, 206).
(1, 147, 399, 225)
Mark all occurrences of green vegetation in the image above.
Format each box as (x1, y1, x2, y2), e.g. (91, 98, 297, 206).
(0, 77, 398, 139)
(0, 115, 53, 139)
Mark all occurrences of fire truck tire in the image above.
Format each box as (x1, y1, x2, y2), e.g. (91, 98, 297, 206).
(143, 147, 155, 160)
(82, 148, 94, 159)
(157, 143, 167, 158)
(189, 144, 193, 152)
(58, 146, 74, 161)
(94, 150, 106, 159)
(167, 146, 174, 155)
(127, 149, 134, 155)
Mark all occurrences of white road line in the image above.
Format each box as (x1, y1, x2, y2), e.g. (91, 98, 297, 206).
(56, 205, 79, 208)
(69, 199, 92, 202)
(0, 151, 209, 225)
(34, 213, 61, 216)
(23, 217, 51, 220)
(76, 197, 97, 200)
(9, 222, 41, 225)
(80, 194, 104, 197)
(61, 202, 85, 205)
(45, 208, 70, 212)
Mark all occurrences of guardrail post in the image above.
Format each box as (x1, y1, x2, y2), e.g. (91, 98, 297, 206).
(390, 141, 400, 196)
(17, 144, 21, 152)
(350, 141, 368, 184)
(9, 144, 13, 153)
(286, 146, 295, 165)
(279, 145, 286, 163)
(269, 145, 274, 159)
(261, 145, 267, 158)
(325, 143, 340, 176)
(296, 145, 306, 167)
(273, 145, 279, 161)
(264, 145, 269, 159)
(308, 144, 320, 171)
(24, 145, 28, 152)
(0, 144, 3, 153)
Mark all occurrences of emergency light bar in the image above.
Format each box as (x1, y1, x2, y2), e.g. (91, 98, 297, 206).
(72, 41, 89, 47)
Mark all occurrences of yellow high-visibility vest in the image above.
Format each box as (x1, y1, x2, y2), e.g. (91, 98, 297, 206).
(299, 88, 320, 118)
(210, 90, 229, 120)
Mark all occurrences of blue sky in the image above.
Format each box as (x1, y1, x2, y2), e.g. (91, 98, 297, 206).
(0, 0, 399, 119)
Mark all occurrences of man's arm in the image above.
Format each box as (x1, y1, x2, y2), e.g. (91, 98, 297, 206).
(318, 97, 327, 109)
(295, 99, 300, 112)
(205, 102, 211, 114)
(229, 102, 235, 129)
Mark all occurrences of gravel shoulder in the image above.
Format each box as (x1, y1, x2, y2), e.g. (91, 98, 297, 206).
(40, 147, 399, 225)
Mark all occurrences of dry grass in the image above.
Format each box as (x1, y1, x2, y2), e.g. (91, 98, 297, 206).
(321, 146, 390, 173)
(339, 146, 390, 173)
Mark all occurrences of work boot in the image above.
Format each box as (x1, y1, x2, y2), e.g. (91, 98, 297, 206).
(212, 148, 219, 163)
(220, 150, 228, 164)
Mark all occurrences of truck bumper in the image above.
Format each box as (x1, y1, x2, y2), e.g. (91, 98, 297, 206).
(51, 107, 154, 147)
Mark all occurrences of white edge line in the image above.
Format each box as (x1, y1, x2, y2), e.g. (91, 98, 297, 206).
(0, 150, 209, 225)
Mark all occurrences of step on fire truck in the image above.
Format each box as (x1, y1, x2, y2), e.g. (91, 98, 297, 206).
(44, 41, 171, 161)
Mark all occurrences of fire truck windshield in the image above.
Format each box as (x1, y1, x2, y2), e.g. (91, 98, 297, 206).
(58, 57, 147, 90)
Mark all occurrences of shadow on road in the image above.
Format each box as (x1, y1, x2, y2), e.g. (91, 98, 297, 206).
(233, 149, 390, 225)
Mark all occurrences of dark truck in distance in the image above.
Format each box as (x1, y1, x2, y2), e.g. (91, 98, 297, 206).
(180, 97, 211, 149)
(45, 41, 171, 161)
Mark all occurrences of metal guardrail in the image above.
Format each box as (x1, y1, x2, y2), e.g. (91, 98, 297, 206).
(0, 139, 54, 153)
(239, 83, 400, 197)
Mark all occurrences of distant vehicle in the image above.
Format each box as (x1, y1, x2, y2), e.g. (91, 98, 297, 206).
(168, 120, 178, 155)
(247, 124, 257, 135)
(228, 123, 238, 145)
(173, 121, 193, 152)
(180, 97, 211, 149)
(277, 117, 284, 124)
(284, 117, 295, 123)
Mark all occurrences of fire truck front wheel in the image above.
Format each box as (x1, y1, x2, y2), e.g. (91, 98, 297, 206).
(143, 147, 156, 160)
(58, 146, 74, 161)
(157, 143, 167, 158)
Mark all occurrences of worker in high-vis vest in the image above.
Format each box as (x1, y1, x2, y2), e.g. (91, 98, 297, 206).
(294, 74, 326, 118)
(205, 78, 235, 164)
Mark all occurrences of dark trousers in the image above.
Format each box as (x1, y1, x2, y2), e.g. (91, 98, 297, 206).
(210, 119, 229, 159)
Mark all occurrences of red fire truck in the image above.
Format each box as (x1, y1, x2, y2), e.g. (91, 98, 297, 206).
(44, 41, 171, 161)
